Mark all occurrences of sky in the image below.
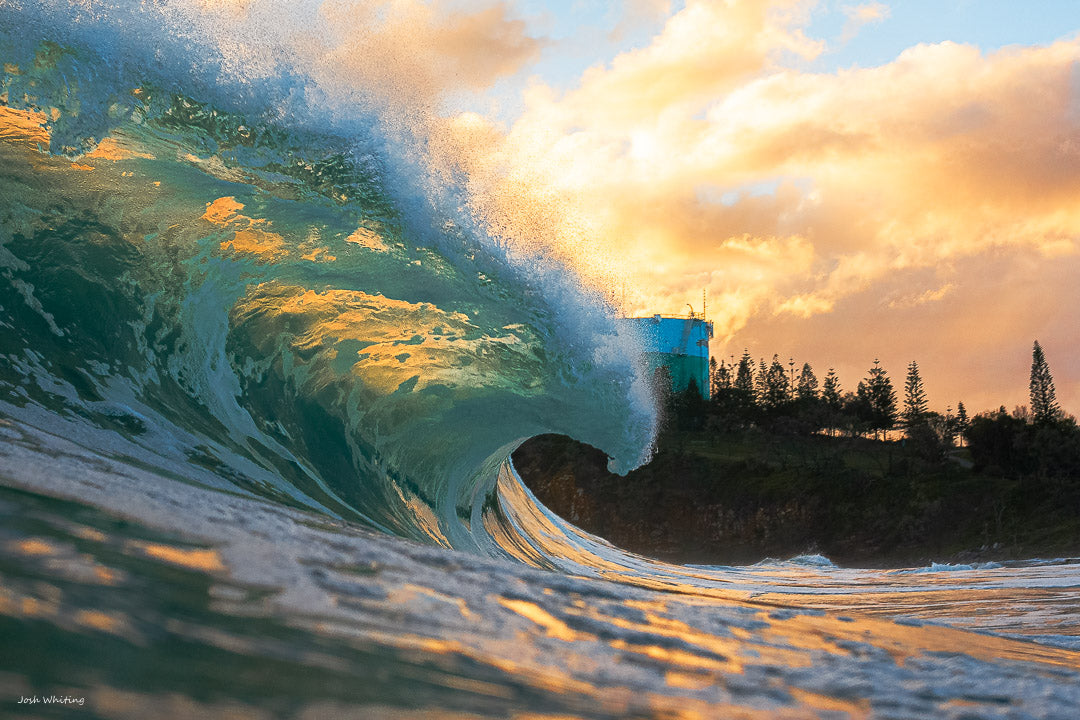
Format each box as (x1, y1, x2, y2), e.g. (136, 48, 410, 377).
(193, 0, 1080, 416)
(394, 0, 1080, 417)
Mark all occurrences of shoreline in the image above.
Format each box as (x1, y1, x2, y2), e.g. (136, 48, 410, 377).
(512, 432, 1080, 569)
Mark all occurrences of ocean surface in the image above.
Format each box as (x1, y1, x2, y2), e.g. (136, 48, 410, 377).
(1, 4, 1079, 718)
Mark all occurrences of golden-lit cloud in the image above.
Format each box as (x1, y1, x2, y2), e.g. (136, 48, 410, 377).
(312, 0, 545, 113)
(431, 0, 1080, 411)
(166, 0, 544, 119)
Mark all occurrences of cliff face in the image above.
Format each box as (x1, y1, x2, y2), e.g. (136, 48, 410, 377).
(511, 433, 1080, 567)
(512, 434, 847, 564)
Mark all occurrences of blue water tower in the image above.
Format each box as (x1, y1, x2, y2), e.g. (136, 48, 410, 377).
(622, 309, 713, 399)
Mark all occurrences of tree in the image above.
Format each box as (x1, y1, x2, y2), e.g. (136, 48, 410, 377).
(822, 369, 842, 411)
(710, 356, 731, 397)
(1029, 340, 1061, 425)
(754, 358, 769, 406)
(821, 368, 843, 435)
(728, 349, 757, 419)
(734, 350, 754, 396)
(955, 401, 969, 447)
(856, 359, 897, 439)
(760, 354, 791, 412)
(941, 405, 956, 447)
(902, 360, 929, 431)
(796, 363, 818, 401)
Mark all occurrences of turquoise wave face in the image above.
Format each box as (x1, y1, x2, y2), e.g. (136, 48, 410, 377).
(0, 30, 657, 556)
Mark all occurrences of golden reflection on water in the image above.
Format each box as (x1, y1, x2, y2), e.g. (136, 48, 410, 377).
(0, 586, 59, 621)
(761, 609, 1080, 670)
(219, 227, 289, 260)
(663, 669, 713, 690)
(497, 598, 594, 643)
(202, 196, 289, 261)
(346, 225, 391, 252)
(751, 585, 1080, 636)
(0, 577, 136, 641)
(14, 537, 56, 556)
(394, 486, 452, 547)
(389, 584, 476, 621)
(3, 479, 1077, 719)
(200, 196, 339, 263)
(788, 688, 871, 719)
(202, 195, 250, 225)
(73, 608, 123, 634)
(301, 244, 337, 262)
(482, 506, 555, 569)
(7, 534, 125, 588)
(230, 282, 537, 397)
(83, 136, 156, 162)
(72, 526, 108, 543)
(133, 542, 226, 573)
(0, 105, 157, 168)
(0, 105, 49, 146)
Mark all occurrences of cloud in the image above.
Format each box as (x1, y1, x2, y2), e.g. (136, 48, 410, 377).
(436, 0, 827, 284)
(738, 250, 1080, 415)
(163, 0, 546, 120)
(886, 283, 955, 310)
(546, 0, 822, 132)
(313, 0, 545, 112)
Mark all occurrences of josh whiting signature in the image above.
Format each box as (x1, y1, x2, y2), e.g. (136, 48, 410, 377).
(18, 695, 86, 706)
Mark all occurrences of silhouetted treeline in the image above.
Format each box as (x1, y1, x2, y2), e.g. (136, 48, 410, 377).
(668, 341, 1080, 481)
(670, 352, 965, 452)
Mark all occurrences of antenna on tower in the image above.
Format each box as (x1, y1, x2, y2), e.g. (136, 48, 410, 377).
(702, 289, 707, 323)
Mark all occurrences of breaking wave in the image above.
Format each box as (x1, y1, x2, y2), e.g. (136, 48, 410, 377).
(3, 5, 1080, 717)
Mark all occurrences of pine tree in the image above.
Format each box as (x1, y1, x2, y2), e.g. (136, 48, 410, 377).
(754, 358, 769, 406)
(732, 349, 757, 416)
(902, 360, 929, 430)
(821, 368, 843, 436)
(719, 359, 732, 390)
(821, 368, 842, 411)
(856, 359, 897, 439)
(1029, 340, 1061, 425)
(761, 354, 791, 411)
(734, 350, 754, 395)
(955, 401, 969, 447)
(796, 363, 818, 401)
(710, 357, 731, 397)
